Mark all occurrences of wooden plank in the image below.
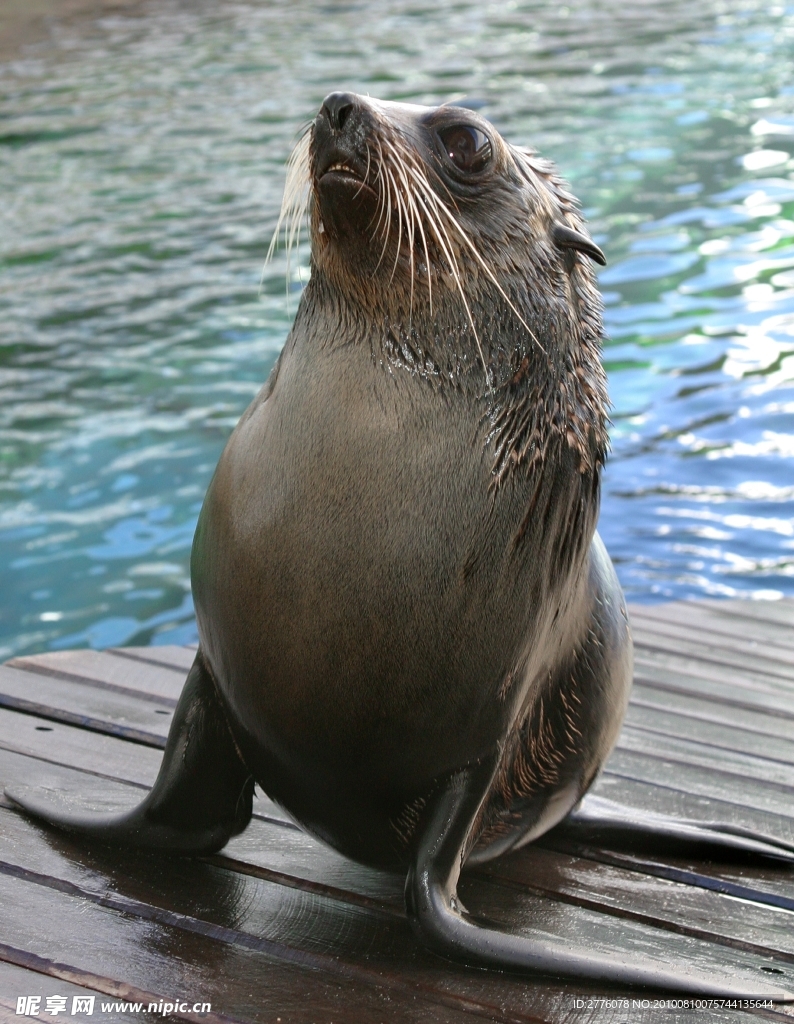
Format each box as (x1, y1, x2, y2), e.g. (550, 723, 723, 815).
(659, 855, 794, 908)
(0, 961, 146, 1023)
(634, 634, 794, 682)
(615, 725, 794, 789)
(4, 617, 794, 1018)
(0, 707, 161, 788)
(0, 812, 639, 1023)
(623, 702, 794, 772)
(537, 838, 794, 915)
(605, 746, 794, 821)
(479, 845, 794, 963)
(28, 653, 794, 773)
(1, 799, 791, 1022)
(0, 665, 172, 747)
(8, 642, 794, 830)
(2, 740, 793, 1018)
(1, 694, 792, 906)
(7, 736, 792, 966)
(630, 683, 794, 742)
(0, 706, 294, 834)
(630, 603, 794, 654)
(8, 684, 790, 874)
(631, 603, 794, 657)
(593, 773, 794, 848)
(699, 598, 794, 628)
(228, 813, 794, 967)
(7, 652, 184, 703)
(108, 646, 196, 673)
(0, 867, 486, 1024)
(622, 704, 794, 770)
(634, 659, 794, 717)
(633, 636, 794, 688)
(10, 651, 794, 848)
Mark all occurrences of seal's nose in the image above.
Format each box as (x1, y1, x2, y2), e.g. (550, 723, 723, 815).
(320, 92, 357, 132)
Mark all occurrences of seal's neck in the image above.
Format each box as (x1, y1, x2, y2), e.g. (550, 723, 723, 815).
(298, 267, 609, 483)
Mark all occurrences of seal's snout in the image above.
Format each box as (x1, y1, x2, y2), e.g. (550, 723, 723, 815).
(320, 91, 357, 132)
(313, 92, 379, 248)
(313, 91, 371, 184)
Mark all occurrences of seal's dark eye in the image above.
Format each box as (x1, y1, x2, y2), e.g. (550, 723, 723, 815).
(438, 125, 492, 174)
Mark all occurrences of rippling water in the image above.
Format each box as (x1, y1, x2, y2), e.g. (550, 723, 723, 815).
(1, 0, 793, 658)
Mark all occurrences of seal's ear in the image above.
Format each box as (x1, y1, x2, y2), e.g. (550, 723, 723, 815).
(552, 223, 606, 266)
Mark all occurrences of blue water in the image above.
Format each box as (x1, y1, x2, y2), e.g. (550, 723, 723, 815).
(1, 0, 793, 658)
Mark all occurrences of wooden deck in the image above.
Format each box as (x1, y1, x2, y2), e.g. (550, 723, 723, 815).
(1, 599, 794, 1023)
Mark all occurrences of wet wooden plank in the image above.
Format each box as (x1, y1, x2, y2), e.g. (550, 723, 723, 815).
(625, 701, 794, 765)
(604, 746, 794, 821)
(7, 685, 792, 862)
(2, 733, 793, 974)
(0, 707, 162, 788)
(3, 732, 794, 1017)
(633, 645, 794, 696)
(8, 657, 794, 808)
(2, 673, 793, 893)
(5, 601, 794, 1021)
(0, 706, 291, 830)
(1, 795, 791, 1023)
(536, 837, 794, 916)
(5, 735, 790, 972)
(479, 845, 794, 963)
(0, 862, 488, 1024)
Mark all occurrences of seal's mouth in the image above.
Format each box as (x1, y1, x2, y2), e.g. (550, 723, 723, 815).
(321, 161, 362, 182)
(315, 147, 369, 188)
(314, 143, 377, 243)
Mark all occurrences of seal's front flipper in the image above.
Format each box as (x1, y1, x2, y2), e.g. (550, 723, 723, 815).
(405, 756, 794, 999)
(552, 794, 794, 863)
(5, 651, 254, 854)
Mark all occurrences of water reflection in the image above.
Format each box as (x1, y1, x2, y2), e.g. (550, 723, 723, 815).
(1, 0, 793, 657)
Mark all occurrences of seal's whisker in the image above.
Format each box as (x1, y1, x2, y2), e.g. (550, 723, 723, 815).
(265, 129, 312, 299)
(275, 131, 312, 259)
(378, 140, 415, 311)
(373, 161, 394, 274)
(402, 157, 470, 317)
(413, 179, 547, 359)
(370, 139, 391, 245)
(390, 162, 417, 315)
(354, 143, 372, 201)
(407, 171, 488, 380)
(389, 148, 430, 315)
(386, 167, 404, 286)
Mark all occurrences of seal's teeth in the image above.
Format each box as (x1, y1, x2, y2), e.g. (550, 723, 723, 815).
(318, 220, 325, 235)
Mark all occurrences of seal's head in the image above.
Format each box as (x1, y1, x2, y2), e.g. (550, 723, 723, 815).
(270, 91, 609, 482)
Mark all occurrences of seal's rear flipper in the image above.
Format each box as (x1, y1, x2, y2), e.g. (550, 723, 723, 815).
(551, 794, 794, 863)
(5, 651, 254, 854)
(406, 756, 794, 999)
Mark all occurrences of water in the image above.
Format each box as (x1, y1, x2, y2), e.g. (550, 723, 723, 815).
(1, 0, 793, 659)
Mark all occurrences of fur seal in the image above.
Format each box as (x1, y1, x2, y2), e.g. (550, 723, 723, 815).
(8, 92, 793, 1001)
